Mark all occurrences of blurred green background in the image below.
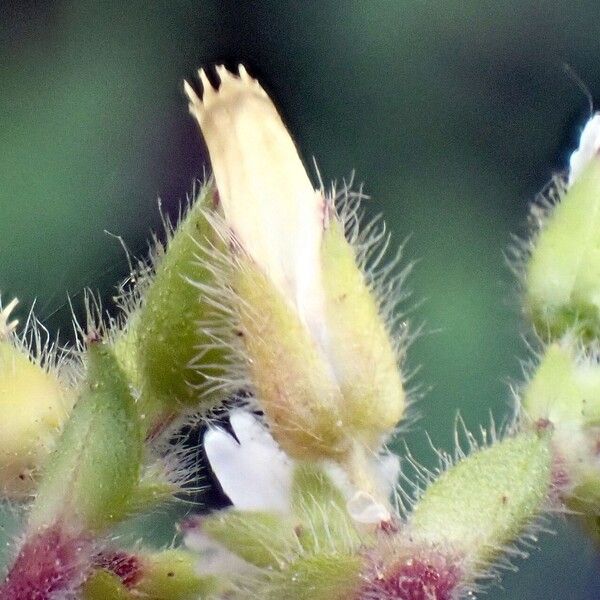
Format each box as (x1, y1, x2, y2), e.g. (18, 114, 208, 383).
(1, 1, 599, 597)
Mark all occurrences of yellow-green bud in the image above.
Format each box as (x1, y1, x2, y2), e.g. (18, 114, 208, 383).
(185, 65, 405, 464)
(0, 299, 73, 498)
(525, 151, 600, 340)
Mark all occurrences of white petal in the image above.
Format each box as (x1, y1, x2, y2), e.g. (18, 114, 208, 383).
(204, 410, 292, 512)
(569, 113, 600, 185)
(346, 490, 391, 524)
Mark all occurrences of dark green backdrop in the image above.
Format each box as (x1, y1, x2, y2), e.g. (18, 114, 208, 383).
(1, 2, 599, 597)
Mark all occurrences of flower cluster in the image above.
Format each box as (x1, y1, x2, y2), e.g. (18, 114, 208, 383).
(0, 65, 599, 600)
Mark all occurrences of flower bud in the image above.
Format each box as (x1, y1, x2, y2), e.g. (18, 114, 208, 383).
(0, 298, 73, 498)
(523, 339, 600, 515)
(525, 115, 600, 340)
(185, 66, 405, 464)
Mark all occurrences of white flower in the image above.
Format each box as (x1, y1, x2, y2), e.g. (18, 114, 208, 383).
(569, 113, 600, 185)
(203, 409, 399, 524)
(204, 409, 292, 512)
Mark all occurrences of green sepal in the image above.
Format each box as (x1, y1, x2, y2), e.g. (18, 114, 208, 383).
(320, 218, 405, 445)
(291, 463, 360, 554)
(82, 550, 219, 600)
(125, 471, 177, 515)
(202, 509, 299, 568)
(234, 260, 348, 461)
(0, 336, 73, 499)
(568, 473, 600, 516)
(580, 514, 600, 547)
(523, 341, 600, 518)
(258, 553, 362, 600)
(118, 184, 227, 430)
(136, 549, 219, 600)
(29, 343, 142, 532)
(409, 432, 552, 566)
(523, 341, 600, 424)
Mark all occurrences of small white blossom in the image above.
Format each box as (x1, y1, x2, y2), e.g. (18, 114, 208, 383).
(204, 409, 292, 512)
(204, 409, 399, 524)
(569, 113, 600, 185)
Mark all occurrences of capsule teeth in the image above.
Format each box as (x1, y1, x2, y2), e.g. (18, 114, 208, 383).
(0, 298, 19, 338)
(185, 64, 270, 123)
(215, 64, 232, 84)
(183, 80, 199, 105)
(238, 64, 251, 82)
(200, 68, 216, 97)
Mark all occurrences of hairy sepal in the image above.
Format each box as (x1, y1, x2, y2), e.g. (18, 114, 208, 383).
(408, 432, 552, 569)
(29, 343, 142, 532)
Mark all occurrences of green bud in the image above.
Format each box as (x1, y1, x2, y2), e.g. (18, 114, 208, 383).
(409, 432, 551, 567)
(523, 341, 600, 425)
(82, 570, 133, 600)
(29, 343, 142, 532)
(83, 550, 218, 600)
(135, 549, 219, 600)
(320, 219, 405, 446)
(525, 161, 600, 340)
